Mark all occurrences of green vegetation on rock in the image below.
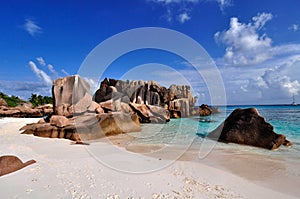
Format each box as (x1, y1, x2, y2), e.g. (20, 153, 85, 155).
(0, 92, 26, 107)
(0, 92, 53, 107)
(29, 94, 53, 107)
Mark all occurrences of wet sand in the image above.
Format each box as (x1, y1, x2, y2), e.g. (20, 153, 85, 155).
(123, 138, 300, 198)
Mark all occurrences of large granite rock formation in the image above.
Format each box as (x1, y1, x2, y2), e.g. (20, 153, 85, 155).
(52, 75, 91, 117)
(19, 75, 212, 143)
(207, 108, 292, 150)
(20, 75, 142, 143)
(93, 78, 198, 118)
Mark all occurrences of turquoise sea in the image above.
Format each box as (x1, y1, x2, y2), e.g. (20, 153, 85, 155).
(132, 105, 300, 162)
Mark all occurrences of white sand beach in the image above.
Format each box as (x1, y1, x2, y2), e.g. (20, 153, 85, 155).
(0, 118, 298, 199)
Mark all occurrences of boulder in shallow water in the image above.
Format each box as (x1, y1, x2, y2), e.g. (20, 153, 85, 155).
(198, 104, 212, 116)
(207, 108, 292, 150)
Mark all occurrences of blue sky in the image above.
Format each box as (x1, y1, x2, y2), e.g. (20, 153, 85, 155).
(0, 0, 300, 105)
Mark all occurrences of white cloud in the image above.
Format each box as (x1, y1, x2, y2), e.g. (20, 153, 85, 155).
(35, 57, 59, 78)
(0, 80, 52, 99)
(215, 13, 273, 66)
(178, 12, 191, 23)
(217, 54, 300, 104)
(252, 12, 272, 29)
(29, 61, 52, 86)
(148, 0, 230, 23)
(217, 0, 232, 12)
(250, 66, 300, 98)
(23, 19, 42, 36)
(36, 57, 46, 66)
(61, 69, 70, 76)
(1, 57, 70, 99)
(289, 24, 299, 31)
(47, 64, 59, 77)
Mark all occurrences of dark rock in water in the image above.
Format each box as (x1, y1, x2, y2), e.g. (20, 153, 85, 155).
(207, 108, 292, 150)
(198, 104, 212, 116)
(169, 110, 181, 119)
(195, 104, 220, 117)
(0, 155, 36, 176)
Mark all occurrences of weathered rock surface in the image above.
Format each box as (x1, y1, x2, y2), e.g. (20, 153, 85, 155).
(21, 112, 141, 142)
(19, 75, 214, 143)
(94, 78, 198, 118)
(0, 103, 53, 118)
(21, 122, 80, 141)
(198, 104, 212, 116)
(207, 108, 292, 150)
(53, 75, 90, 117)
(0, 98, 8, 106)
(0, 155, 36, 177)
(169, 98, 190, 117)
(50, 115, 74, 128)
(20, 75, 144, 143)
(129, 103, 170, 123)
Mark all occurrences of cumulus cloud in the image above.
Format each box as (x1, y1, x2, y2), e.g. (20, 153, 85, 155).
(289, 24, 299, 31)
(219, 54, 300, 104)
(252, 12, 273, 29)
(250, 67, 300, 97)
(23, 19, 42, 36)
(178, 12, 191, 23)
(29, 61, 52, 86)
(215, 13, 273, 66)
